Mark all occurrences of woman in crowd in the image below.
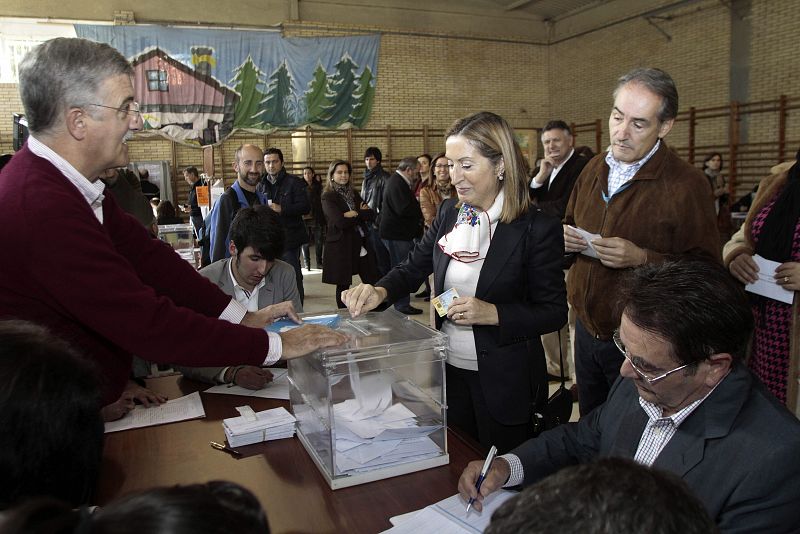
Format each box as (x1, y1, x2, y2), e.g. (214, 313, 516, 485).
(155, 200, 183, 225)
(420, 152, 455, 226)
(302, 166, 325, 270)
(725, 150, 800, 414)
(417, 152, 455, 301)
(342, 112, 567, 452)
(704, 151, 731, 242)
(415, 153, 432, 201)
(321, 160, 379, 308)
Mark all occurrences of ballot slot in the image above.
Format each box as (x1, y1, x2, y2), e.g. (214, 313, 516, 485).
(289, 309, 449, 490)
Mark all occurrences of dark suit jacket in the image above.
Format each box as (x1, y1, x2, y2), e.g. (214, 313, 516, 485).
(379, 198, 567, 425)
(529, 150, 589, 220)
(379, 172, 424, 241)
(510, 365, 800, 533)
(320, 190, 378, 285)
(258, 169, 310, 248)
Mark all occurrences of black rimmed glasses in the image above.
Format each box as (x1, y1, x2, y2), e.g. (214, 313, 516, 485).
(613, 329, 691, 385)
(87, 101, 141, 118)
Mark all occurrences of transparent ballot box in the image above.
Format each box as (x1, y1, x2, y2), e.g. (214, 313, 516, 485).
(288, 309, 448, 489)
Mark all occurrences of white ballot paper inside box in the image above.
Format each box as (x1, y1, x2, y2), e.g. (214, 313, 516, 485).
(222, 405, 297, 447)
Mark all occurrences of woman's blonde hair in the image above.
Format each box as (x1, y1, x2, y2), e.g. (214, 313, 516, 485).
(445, 111, 531, 223)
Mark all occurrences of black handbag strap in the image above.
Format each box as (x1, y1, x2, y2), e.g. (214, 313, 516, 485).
(556, 329, 567, 387)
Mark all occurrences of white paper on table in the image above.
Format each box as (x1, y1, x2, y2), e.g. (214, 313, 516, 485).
(568, 225, 601, 259)
(104, 391, 205, 433)
(746, 254, 795, 305)
(380, 490, 517, 534)
(389, 510, 420, 526)
(204, 368, 290, 400)
(223, 406, 296, 434)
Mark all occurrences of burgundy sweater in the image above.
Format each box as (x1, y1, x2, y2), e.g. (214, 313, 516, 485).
(0, 146, 267, 404)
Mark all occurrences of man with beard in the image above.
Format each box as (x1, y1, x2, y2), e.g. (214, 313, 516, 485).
(209, 143, 268, 263)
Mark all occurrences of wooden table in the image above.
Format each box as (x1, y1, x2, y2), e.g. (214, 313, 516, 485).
(97, 375, 483, 534)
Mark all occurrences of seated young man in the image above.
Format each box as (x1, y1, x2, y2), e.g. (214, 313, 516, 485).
(174, 205, 302, 389)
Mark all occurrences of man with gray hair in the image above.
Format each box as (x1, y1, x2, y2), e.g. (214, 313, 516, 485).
(563, 67, 720, 416)
(379, 156, 424, 314)
(0, 38, 345, 409)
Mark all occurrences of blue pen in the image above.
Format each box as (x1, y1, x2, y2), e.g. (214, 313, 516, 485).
(466, 445, 497, 513)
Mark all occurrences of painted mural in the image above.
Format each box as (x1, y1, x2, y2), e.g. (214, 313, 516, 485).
(76, 25, 380, 145)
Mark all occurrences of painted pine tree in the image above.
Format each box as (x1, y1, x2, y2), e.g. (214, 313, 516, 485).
(349, 66, 375, 128)
(304, 63, 331, 124)
(230, 55, 268, 128)
(259, 61, 296, 127)
(320, 54, 359, 127)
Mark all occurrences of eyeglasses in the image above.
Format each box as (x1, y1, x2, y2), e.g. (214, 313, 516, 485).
(613, 329, 691, 385)
(434, 164, 450, 169)
(87, 101, 141, 118)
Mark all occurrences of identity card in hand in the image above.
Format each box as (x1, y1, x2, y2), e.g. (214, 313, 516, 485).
(432, 287, 459, 317)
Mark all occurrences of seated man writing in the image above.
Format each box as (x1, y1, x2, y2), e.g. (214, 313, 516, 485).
(459, 259, 800, 533)
(174, 205, 302, 389)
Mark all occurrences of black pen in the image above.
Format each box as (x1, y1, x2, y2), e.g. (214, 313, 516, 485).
(210, 440, 242, 457)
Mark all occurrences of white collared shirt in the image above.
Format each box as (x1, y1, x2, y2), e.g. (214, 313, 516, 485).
(633, 377, 724, 466)
(529, 149, 575, 190)
(501, 374, 725, 486)
(225, 258, 281, 365)
(227, 258, 268, 312)
(28, 135, 106, 223)
(605, 139, 660, 197)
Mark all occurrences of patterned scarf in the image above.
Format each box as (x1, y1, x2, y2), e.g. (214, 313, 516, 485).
(332, 181, 356, 210)
(437, 190, 504, 262)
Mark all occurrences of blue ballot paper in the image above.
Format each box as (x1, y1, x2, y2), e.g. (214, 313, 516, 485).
(265, 313, 340, 333)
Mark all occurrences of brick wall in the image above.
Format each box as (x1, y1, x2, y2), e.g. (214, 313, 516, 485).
(548, 0, 730, 155)
(0, 83, 24, 155)
(2, 0, 797, 200)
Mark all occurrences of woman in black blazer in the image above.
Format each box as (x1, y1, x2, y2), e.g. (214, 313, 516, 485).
(320, 160, 379, 308)
(342, 112, 567, 452)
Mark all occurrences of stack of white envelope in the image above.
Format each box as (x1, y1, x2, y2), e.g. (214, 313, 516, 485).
(333, 398, 442, 475)
(223, 405, 297, 447)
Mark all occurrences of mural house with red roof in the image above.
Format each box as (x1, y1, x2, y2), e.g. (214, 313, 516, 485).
(131, 47, 238, 145)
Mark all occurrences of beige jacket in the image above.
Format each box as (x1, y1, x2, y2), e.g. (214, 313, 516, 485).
(723, 166, 799, 414)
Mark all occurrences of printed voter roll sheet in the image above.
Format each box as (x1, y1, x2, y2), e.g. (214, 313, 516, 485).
(204, 368, 290, 400)
(104, 391, 205, 433)
(382, 490, 517, 533)
(746, 254, 795, 305)
(568, 225, 601, 259)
